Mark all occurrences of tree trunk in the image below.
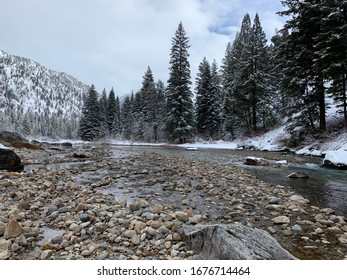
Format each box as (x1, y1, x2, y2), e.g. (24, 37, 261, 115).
(343, 74, 347, 127)
(317, 75, 326, 131)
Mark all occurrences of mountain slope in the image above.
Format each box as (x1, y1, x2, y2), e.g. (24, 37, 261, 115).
(0, 50, 89, 138)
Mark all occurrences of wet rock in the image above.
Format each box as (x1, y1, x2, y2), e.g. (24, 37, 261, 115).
(80, 213, 90, 223)
(287, 172, 309, 179)
(51, 236, 63, 245)
(180, 224, 297, 260)
(244, 157, 270, 166)
(0, 148, 24, 172)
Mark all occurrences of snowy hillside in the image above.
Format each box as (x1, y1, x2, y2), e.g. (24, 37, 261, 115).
(0, 50, 89, 137)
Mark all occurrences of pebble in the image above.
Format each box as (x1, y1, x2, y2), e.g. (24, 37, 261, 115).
(292, 224, 302, 233)
(271, 216, 290, 224)
(175, 212, 189, 223)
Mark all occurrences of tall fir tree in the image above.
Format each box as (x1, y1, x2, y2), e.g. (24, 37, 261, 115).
(141, 66, 159, 142)
(222, 14, 274, 136)
(209, 60, 223, 139)
(121, 94, 133, 140)
(106, 88, 121, 137)
(279, 0, 328, 132)
(165, 22, 195, 143)
(195, 57, 212, 137)
(78, 85, 100, 141)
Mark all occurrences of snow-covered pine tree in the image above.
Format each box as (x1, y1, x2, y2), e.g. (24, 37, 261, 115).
(155, 79, 166, 141)
(78, 85, 100, 141)
(140, 66, 159, 142)
(249, 13, 276, 130)
(121, 95, 133, 140)
(209, 60, 223, 139)
(279, 0, 327, 132)
(99, 88, 109, 137)
(195, 57, 211, 137)
(318, 0, 347, 126)
(106, 88, 121, 137)
(165, 22, 195, 143)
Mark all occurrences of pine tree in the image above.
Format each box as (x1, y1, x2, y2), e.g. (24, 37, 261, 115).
(141, 66, 159, 142)
(222, 14, 274, 136)
(78, 85, 100, 141)
(165, 22, 195, 143)
(106, 88, 120, 137)
(209, 60, 223, 139)
(121, 95, 133, 140)
(195, 57, 211, 137)
(99, 88, 109, 137)
(279, 0, 327, 132)
(319, 0, 347, 126)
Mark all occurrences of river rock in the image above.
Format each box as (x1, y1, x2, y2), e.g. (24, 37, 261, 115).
(287, 172, 309, 179)
(0, 147, 24, 172)
(0, 222, 5, 236)
(180, 224, 297, 260)
(4, 219, 23, 239)
(323, 151, 347, 170)
(0, 239, 11, 260)
(244, 157, 270, 166)
(175, 211, 189, 223)
(271, 216, 290, 224)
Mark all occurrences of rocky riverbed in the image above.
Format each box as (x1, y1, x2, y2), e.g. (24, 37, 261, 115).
(1, 144, 347, 260)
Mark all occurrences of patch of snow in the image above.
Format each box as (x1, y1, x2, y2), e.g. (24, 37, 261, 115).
(241, 126, 289, 151)
(0, 143, 11, 150)
(324, 150, 347, 166)
(179, 140, 238, 150)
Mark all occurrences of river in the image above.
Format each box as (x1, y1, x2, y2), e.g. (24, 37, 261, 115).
(108, 145, 347, 216)
(24, 143, 347, 217)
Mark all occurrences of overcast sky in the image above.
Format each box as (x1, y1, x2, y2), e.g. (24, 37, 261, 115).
(1, 0, 286, 96)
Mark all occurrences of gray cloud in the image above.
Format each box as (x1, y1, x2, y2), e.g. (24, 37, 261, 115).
(0, 0, 285, 95)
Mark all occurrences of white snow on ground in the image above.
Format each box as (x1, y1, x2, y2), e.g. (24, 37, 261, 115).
(324, 150, 347, 166)
(179, 140, 238, 150)
(241, 126, 289, 151)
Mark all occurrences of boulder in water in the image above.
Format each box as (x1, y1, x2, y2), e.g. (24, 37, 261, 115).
(287, 172, 309, 179)
(244, 156, 270, 166)
(180, 223, 297, 260)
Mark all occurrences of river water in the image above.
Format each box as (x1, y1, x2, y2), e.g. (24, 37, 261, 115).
(110, 145, 347, 216)
(24, 144, 347, 216)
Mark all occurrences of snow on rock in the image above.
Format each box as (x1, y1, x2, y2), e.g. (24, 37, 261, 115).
(323, 150, 347, 169)
(0, 143, 11, 150)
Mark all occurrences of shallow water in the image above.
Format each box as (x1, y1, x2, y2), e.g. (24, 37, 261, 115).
(114, 145, 347, 216)
(23, 144, 347, 216)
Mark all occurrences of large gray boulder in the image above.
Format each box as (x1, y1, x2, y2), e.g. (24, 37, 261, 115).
(0, 147, 24, 172)
(180, 223, 297, 260)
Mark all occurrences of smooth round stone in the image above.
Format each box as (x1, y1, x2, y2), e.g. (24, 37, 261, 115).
(47, 205, 58, 214)
(80, 213, 90, 223)
(51, 236, 63, 244)
(292, 224, 302, 233)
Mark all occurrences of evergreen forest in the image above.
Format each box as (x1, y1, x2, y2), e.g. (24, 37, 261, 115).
(79, 1, 347, 144)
